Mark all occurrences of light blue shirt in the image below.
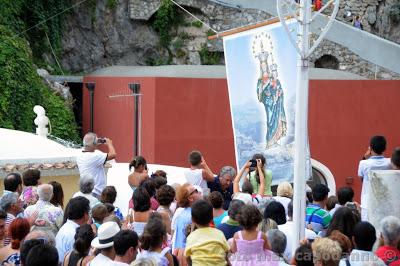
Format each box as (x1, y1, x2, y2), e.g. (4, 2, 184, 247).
(55, 219, 79, 263)
(173, 207, 192, 249)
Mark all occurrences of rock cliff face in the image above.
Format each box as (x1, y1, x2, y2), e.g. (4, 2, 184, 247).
(60, 0, 400, 78)
(337, 0, 400, 43)
(61, 0, 161, 73)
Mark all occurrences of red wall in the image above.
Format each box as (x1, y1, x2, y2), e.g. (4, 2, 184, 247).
(308, 80, 400, 199)
(82, 76, 236, 173)
(83, 75, 400, 201)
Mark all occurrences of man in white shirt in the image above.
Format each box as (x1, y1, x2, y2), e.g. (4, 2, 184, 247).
(55, 196, 90, 263)
(89, 221, 120, 266)
(278, 200, 317, 261)
(339, 221, 385, 266)
(77, 132, 117, 198)
(112, 230, 139, 266)
(358, 135, 391, 221)
(72, 175, 99, 208)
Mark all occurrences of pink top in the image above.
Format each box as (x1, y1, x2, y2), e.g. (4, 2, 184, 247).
(236, 231, 265, 255)
(231, 231, 277, 266)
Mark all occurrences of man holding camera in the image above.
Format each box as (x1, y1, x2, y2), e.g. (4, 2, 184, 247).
(77, 132, 117, 198)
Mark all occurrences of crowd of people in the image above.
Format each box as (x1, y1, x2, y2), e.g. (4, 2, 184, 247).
(0, 133, 399, 266)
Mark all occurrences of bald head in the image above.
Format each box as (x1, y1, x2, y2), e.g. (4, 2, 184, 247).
(38, 184, 53, 202)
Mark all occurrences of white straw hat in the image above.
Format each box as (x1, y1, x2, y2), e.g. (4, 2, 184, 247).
(91, 221, 120, 249)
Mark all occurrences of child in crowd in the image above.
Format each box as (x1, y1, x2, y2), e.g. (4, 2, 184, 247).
(209, 191, 228, 227)
(156, 185, 176, 234)
(100, 186, 123, 220)
(184, 200, 230, 266)
(137, 213, 174, 266)
(231, 204, 275, 266)
(91, 204, 108, 234)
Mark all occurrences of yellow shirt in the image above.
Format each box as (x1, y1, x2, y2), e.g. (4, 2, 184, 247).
(184, 227, 229, 266)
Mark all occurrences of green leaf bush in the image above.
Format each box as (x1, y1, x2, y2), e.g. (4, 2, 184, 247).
(0, 2, 80, 143)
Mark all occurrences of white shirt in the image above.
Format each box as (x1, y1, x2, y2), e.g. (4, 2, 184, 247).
(357, 156, 390, 218)
(73, 191, 99, 208)
(184, 168, 207, 191)
(111, 261, 130, 266)
(339, 249, 386, 266)
(329, 203, 342, 217)
(89, 253, 114, 266)
(55, 219, 79, 263)
(77, 150, 108, 196)
(278, 221, 317, 261)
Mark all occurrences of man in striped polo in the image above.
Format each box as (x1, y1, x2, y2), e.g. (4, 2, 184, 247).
(305, 184, 332, 235)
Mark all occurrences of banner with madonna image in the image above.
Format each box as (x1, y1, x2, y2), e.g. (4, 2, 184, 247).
(223, 19, 311, 185)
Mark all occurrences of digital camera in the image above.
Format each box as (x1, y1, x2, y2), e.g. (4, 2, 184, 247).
(97, 138, 106, 144)
(249, 159, 257, 168)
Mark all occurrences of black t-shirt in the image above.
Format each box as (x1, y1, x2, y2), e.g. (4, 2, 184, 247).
(207, 176, 233, 210)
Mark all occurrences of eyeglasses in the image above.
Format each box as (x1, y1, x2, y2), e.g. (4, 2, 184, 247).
(189, 189, 198, 196)
(23, 237, 48, 246)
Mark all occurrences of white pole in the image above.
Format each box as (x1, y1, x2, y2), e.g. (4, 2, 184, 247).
(276, 0, 340, 254)
(292, 0, 311, 253)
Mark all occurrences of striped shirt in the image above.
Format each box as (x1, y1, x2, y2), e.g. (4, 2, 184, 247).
(4, 213, 15, 246)
(305, 204, 331, 234)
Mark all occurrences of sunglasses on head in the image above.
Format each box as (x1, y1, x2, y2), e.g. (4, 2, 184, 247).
(189, 188, 198, 196)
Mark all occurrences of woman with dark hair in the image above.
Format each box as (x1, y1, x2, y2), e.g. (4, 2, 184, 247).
(247, 153, 272, 196)
(128, 187, 153, 236)
(49, 181, 64, 209)
(128, 156, 149, 192)
(141, 179, 159, 210)
(21, 169, 41, 207)
(233, 160, 265, 206)
(63, 224, 95, 266)
(326, 206, 359, 240)
(264, 201, 287, 225)
(0, 218, 30, 266)
(259, 201, 285, 233)
(100, 186, 123, 220)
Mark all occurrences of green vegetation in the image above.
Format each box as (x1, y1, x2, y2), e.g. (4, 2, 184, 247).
(106, 0, 118, 10)
(390, 4, 400, 23)
(152, 0, 182, 47)
(206, 29, 215, 37)
(191, 21, 203, 28)
(199, 44, 221, 65)
(0, 0, 80, 142)
(88, 0, 97, 23)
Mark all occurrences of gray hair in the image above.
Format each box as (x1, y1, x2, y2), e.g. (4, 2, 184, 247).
(80, 175, 95, 194)
(83, 132, 97, 148)
(219, 166, 236, 178)
(0, 192, 18, 212)
(228, 199, 245, 220)
(38, 184, 53, 202)
(380, 216, 400, 246)
(267, 229, 287, 255)
(25, 230, 56, 246)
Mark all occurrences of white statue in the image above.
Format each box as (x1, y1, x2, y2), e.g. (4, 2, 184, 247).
(33, 105, 49, 138)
